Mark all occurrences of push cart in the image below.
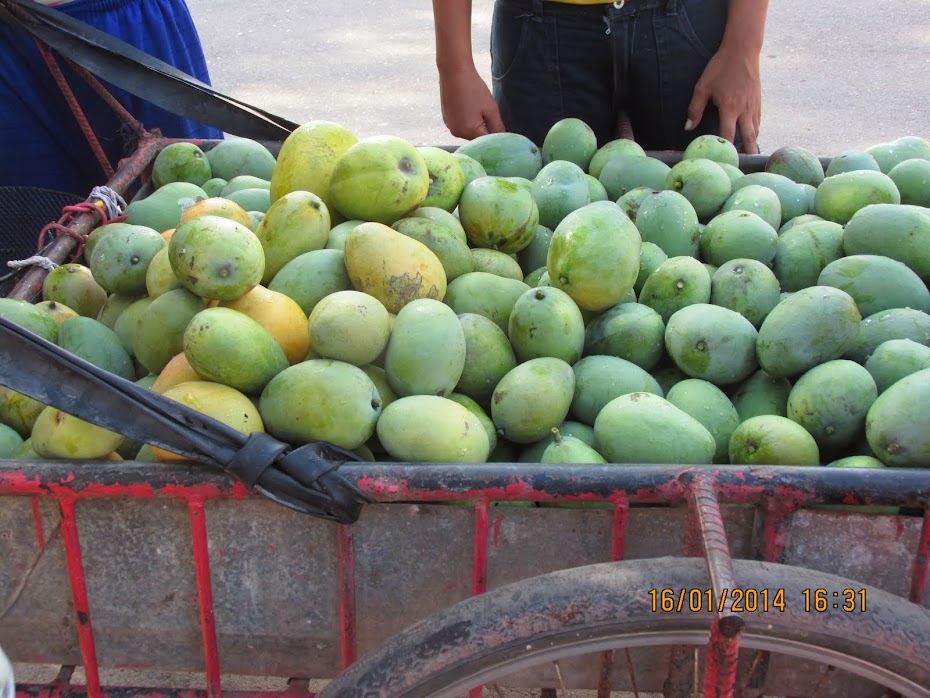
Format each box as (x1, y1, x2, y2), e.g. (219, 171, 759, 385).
(2, 4, 930, 694)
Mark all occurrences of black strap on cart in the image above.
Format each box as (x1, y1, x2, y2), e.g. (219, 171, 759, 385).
(0, 0, 299, 141)
(0, 316, 371, 523)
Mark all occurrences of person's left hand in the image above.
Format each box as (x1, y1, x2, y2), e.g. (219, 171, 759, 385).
(686, 44, 762, 154)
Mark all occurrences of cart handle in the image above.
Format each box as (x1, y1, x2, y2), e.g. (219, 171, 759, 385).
(0, 315, 370, 523)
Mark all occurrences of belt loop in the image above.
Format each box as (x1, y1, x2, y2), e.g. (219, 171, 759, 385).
(665, 0, 679, 15)
(531, 0, 544, 19)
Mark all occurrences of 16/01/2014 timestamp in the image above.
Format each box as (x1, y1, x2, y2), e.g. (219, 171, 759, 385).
(649, 587, 868, 613)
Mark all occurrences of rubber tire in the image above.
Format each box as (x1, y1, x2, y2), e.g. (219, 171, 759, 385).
(320, 557, 930, 698)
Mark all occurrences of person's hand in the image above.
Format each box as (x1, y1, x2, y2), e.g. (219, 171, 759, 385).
(686, 44, 762, 154)
(439, 68, 506, 140)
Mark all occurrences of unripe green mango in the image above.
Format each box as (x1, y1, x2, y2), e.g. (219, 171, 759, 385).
(268, 249, 351, 315)
(508, 286, 585, 364)
(865, 367, 930, 467)
(846, 308, 930, 364)
(634, 242, 668, 296)
(455, 132, 542, 180)
(518, 420, 597, 463)
(730, 370, 792, 422)
(814, 170, 901, 224)
(377, 395, 489, 463)
(131, 289, 205, 375)
(787, 360, 877, 453)
(864, 339, 930, 393)
(665, 303, 759, 386)
(728, 415, 820, 466)
(638, 256, 711, 323)
(492, 357, 575, 444)
(470, 248, 524, 281)
(183, 307, 289, 395)
(710, 259, 781, 329)
(260, 359, 381, 450)
(594, 392, 715, 464)
(634, 190, 701, 258)
(571, 355, 663, 427)
(444, 272, 530, 333)
(385, 298, 466, 397)
(583, 302, 665, 371)
(58, 316, 135, 381)
(818, 254, 930, 317)
(541, 428, 606, 464)
(0, 298, 59, 343)
(125, 181, 208, 233)
(700, 210, 778, 267)
(666, 379, 740, 464)
(731, 172, 808, 225)
(532, 160, 591, 230)
(455, 313, 517, 409)
(842, 204, 930, 281)
(254, 190, 330, 284)
(773, 220, 845, 292)
(756, 286, 861, 378)
(89, 224, 165, 296)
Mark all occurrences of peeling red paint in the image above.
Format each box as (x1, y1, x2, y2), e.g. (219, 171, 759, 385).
(491, 515, 504, 548)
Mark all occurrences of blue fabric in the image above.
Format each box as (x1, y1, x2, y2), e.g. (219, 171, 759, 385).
(0, 0, 224, 194)
(490, 0, 732, 150)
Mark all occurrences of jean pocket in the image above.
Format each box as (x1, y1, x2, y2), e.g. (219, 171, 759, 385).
(490, 0, 534, 81)
(673, 0, 726, 62)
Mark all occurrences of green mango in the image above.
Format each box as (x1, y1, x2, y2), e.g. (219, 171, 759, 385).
(491, 357, 575, 444)
(787, 360, 877, 453)
(376, 395, 489, 463)
(385, 298, 466, 397)
(594, 392, 715, 464)
(260, 359, 381, 450)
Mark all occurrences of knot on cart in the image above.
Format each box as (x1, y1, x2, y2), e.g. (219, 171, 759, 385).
(36, 185, 128, 261)
(225, 431, 371, 524)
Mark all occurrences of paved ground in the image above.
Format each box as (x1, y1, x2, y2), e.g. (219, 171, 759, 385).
(185, 0, 930, 156)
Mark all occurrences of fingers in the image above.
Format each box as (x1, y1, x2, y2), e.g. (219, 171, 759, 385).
(738, 113, 760, 154)
(685, 83, 710, 133)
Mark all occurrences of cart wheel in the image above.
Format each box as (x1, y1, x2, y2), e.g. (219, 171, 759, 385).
(320, 557, 930, 698)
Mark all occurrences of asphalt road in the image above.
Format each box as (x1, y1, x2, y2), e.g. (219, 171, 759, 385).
(186, 0, 930, 156)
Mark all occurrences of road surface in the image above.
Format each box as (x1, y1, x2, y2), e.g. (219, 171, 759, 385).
(186, 0, 930, 155)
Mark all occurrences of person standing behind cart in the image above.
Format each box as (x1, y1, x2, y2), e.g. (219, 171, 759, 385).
(0, 0, 224, 195)
(431, 0, 767, 154)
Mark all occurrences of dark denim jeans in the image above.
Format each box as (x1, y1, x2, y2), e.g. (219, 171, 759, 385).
(490, 0, 731, 150)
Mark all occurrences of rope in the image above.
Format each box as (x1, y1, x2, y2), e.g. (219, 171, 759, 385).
(6, 255, 58, 271)
(34, 40, 115, 181)
(35, 186, 129, 262)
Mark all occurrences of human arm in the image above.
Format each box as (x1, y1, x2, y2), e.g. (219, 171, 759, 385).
(685, 0, 769, 153)
(432, 0, 506, 139)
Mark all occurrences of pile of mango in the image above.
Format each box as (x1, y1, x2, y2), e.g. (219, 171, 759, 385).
(2, 118, 930, 472)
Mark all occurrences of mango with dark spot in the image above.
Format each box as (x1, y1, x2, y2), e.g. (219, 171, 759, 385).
(458, 176, 539, 254)
(329, 135, 430, 224)
(344, 222, 446, 314)
(254, 190, 330, 284)
(168, 215, 265, 301)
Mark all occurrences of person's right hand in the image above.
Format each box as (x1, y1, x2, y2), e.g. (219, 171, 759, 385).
(439, 68, 506, 140)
